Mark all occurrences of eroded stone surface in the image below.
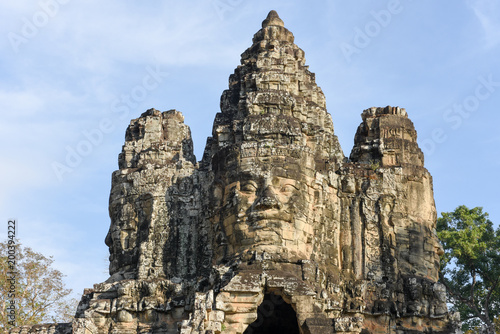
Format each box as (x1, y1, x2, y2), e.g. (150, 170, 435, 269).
(9, 10, 460, 334)
(7, 324, 72, 334)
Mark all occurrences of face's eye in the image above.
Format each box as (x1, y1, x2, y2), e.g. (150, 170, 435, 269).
(240, 181, 258, 193)
(280, 183, 298, 194)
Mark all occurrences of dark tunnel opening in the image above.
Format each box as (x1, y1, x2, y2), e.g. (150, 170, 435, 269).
(243, 293, 300, 334)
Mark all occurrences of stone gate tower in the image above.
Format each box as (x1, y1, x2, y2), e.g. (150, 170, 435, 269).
(9, 10, 461, 334)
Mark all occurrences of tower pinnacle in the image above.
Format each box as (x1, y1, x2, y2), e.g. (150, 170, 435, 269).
(262, 10, 284, 28)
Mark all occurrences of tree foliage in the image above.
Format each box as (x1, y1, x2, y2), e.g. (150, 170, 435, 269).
(437, 205, 500, 333)
(0, 241, 78, 330)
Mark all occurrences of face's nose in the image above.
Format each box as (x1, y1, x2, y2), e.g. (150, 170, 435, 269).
(105, 229, 113, 247)
(253, 185, 281, 210)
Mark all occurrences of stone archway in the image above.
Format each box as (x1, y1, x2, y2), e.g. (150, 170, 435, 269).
(243, 293, 300, 334)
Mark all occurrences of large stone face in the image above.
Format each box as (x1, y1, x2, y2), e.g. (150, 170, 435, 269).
(9, 10, 460, 334)
(206, 9, 343, 274)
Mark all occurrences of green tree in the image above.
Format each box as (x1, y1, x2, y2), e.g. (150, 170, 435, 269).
(0, 241, 78, 331)
(437, 205, 500, 334)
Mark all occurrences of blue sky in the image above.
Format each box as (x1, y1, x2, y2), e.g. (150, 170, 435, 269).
(1, 1, 499, 301)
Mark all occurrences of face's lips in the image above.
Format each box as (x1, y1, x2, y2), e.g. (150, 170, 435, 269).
(246, 209, 292, 224)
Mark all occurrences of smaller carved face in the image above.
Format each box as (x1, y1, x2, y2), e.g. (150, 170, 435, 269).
(216, 155, 314, 258)
(430, 229, 445, 278)
(105, 202, 139, 273)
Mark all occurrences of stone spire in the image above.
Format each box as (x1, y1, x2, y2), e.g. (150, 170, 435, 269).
(104, 109, 199, 281)
(262, 10, 284, 28)
(349, 106, 424, 167)
(202, 10, 344, 175)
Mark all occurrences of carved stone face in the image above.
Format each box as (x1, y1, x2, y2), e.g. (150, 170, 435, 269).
(105, 202, 139, 275)
(432, 231, 445, 273)
(216, 153, 315, 259)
